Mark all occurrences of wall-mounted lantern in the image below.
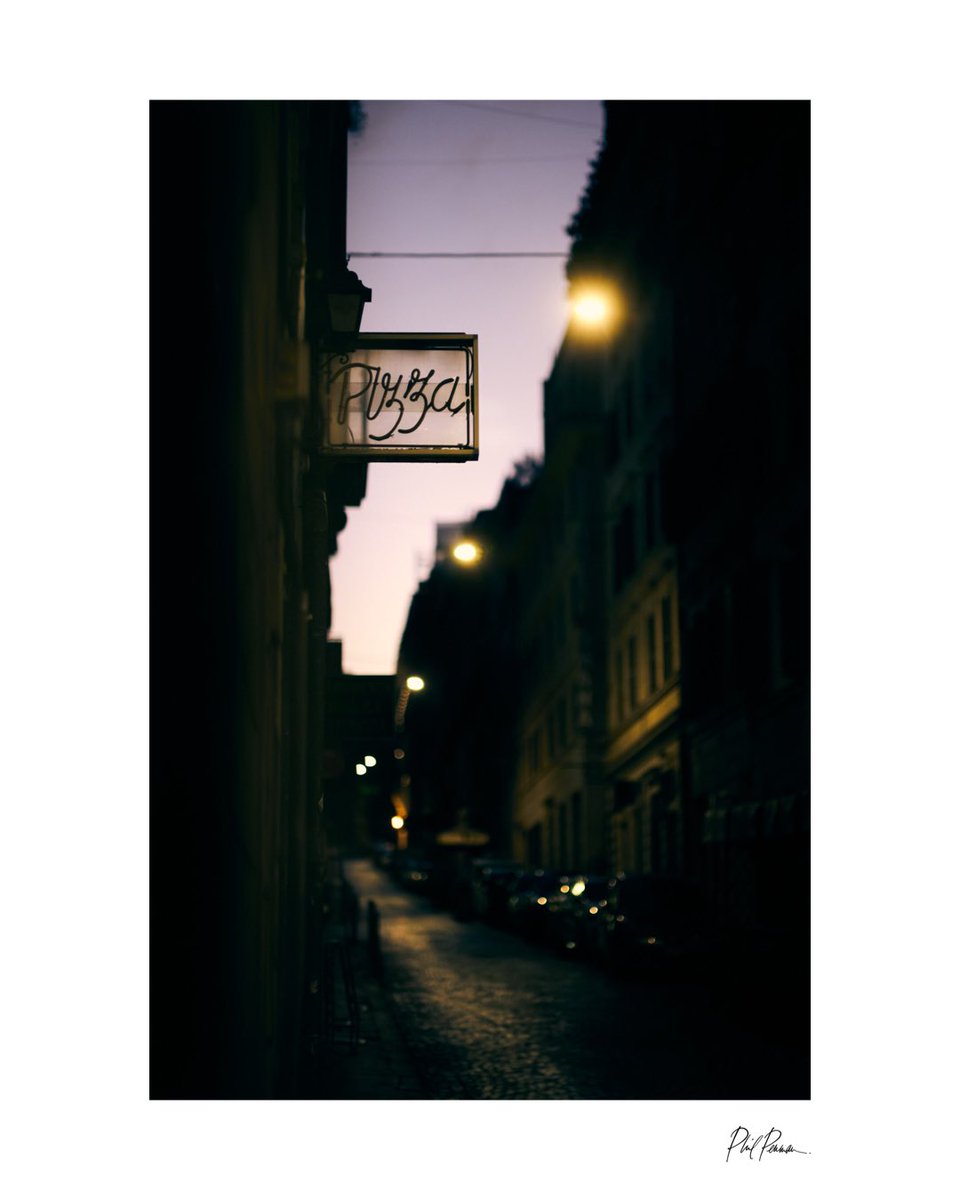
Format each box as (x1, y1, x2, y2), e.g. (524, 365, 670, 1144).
(315, 266, 372, 337)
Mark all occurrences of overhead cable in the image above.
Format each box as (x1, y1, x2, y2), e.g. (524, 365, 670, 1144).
(347, 251, 567, 259)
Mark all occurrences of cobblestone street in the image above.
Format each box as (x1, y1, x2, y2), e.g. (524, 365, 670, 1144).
(344, 859, 808, 1100)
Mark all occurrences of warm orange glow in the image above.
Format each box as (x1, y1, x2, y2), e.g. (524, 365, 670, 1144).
(568, 279, 622, 337)
(452, 540, 481, 565)
(391, 816, 405, 830)
(573, 294, 608, 323)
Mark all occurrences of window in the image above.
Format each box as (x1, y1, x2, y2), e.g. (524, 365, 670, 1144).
(558, 802, 568, 867)
(527, 823, 542, 869)
(613, 502, 636, 592)
(627, 634, 638, 710)
(644, 471, 658, 548)
(647, 614, 658, 693)
(661, 596, 674, 678)
(528, 729, 541, 776)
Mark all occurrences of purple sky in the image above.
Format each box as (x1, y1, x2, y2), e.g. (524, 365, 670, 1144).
(330, 100, 604, 674)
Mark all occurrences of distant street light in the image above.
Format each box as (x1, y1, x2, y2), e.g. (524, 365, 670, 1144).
(451, 539, 482, 566)
(390, 816, 405, 830)
(573, 294, 608, 324)
(364, 755, 377, 767)
(355, 763, 367, 776)
(568, 278, 623, 337)
(396, 673, 427, 731)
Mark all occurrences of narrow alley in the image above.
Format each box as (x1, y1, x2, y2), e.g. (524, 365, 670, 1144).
(342, 858, 808, 1100)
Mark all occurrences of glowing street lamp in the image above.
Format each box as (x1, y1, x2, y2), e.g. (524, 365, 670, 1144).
(364, 755, 377, 767)
(568, 278, 623, 337)
(451, 539, 482, 566)
(390, 816, 405, 831)
(572, 294, 608, 324)
(396, 673, 426, 732)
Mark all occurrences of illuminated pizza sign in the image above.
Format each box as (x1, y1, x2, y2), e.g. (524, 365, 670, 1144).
(319, 333, 478, 461)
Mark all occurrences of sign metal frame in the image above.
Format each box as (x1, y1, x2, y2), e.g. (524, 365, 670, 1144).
(318, 332, 479, 462)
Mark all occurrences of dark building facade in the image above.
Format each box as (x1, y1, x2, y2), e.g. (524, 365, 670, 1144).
(511, 341, 609, 871)
(323, 641, 396, 855)
(396, 469, 535, 859)
(151, 101, 370, 1097)
(396, 102, 810, 964)
(566, 100, 810, 938)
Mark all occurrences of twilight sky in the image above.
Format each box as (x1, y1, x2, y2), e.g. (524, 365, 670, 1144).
(330, 100, 604, 675)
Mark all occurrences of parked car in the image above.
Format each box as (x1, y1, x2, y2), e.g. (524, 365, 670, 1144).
(470, 859, 523, 925)
(505, 870, 565, 941)
(597, 875, 712, 978)
(395, 855, 437, 897)
(547, 873, 618, 957)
